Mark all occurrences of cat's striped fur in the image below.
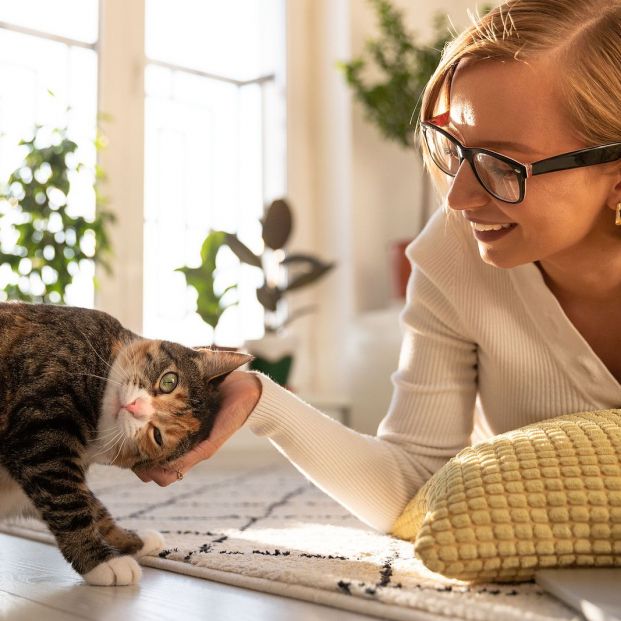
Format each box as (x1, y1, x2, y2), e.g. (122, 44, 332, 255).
(0, 302, 251, 585)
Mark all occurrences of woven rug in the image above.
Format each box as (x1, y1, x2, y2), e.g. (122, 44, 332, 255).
(0, 453, 581, 621)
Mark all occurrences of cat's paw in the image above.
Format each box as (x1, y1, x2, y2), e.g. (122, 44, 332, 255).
(134, 530, 165, 558)
(83, 555, 142, 586)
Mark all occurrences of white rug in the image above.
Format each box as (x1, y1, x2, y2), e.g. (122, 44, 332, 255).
(0, 455, 581, 621)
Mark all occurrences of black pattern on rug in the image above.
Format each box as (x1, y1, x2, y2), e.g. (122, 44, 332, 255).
(0, 460, 581, 621)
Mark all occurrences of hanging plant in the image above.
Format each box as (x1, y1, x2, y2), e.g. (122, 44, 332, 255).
(0, 124, 114, 303)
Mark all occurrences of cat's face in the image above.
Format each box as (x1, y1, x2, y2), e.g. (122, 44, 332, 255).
(91, 340, 251, 469)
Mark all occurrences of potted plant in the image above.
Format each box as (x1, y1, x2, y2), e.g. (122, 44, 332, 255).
(338, 1, 489, 296)
(175, 230, 238, 350)
(338, 1, 453, 225)
(178, 198, 335, 386)
(0, 123, 114, 303)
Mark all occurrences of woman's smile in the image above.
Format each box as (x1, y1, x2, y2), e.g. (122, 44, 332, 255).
(470, 221, 518, 242)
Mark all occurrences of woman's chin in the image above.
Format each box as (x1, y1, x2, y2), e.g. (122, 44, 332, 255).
(478, 248, 527, 270)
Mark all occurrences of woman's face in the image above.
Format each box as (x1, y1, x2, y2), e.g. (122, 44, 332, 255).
(444, 57, 621, 269)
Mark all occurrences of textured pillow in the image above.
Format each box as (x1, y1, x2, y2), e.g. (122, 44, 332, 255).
(391, 409, 621, 583)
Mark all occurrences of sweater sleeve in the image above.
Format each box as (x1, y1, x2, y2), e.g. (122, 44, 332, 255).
(245, 210, 478, 533)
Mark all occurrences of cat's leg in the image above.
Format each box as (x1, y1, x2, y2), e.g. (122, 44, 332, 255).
(91, 497, 164, 558)
(3, 441, 141, 585)
(0, 465, 39, 518)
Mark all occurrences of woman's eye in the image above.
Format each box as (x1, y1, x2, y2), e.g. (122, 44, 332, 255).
(153, 427, 163, 447)
(490, 167, 516, 179)
(159, 372, 178, 393)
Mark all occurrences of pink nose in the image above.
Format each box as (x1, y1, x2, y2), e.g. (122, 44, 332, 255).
(124, 399, 142, 417)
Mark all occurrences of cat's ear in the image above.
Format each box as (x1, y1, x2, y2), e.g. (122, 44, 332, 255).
(195, 348, 254, 384)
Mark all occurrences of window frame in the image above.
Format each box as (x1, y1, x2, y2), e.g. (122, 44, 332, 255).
(96, 0, 285, 336)
(0, 0, 287, 345)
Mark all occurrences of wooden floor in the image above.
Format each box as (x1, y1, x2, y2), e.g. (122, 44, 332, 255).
(0, 447, 401, 621)
(0, 533, 386, 621)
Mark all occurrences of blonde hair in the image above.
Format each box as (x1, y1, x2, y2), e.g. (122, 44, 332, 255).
(420, 0, 621, 194)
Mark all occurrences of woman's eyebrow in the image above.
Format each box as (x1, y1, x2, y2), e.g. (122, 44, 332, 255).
(444, 121, 539, 155)
(477, 138, 540, 155)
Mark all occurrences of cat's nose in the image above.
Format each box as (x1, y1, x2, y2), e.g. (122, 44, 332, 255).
(124, 399, 144, 418)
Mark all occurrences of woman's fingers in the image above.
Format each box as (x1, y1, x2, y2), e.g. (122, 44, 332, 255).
(132, 464, 177, 486)
(134, 468, 153, 483)
(168, 440, 217, 475)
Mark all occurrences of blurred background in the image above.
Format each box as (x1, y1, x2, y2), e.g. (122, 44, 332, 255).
(0, 0, 488, 451)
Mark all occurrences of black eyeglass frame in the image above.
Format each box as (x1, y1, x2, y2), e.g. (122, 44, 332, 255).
(421, 120, 621, 204)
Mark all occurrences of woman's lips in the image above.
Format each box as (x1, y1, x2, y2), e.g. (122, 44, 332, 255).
(471, 222, 518, 242)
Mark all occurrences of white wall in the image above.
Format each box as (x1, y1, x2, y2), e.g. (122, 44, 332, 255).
(285, 0, 488, 425)
(348, 0, 488, 313)
(96, 0, 145, 333)
(284, 0, 354, 400)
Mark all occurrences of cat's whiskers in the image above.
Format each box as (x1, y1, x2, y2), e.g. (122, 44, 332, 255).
(90, 430, 124, 457)
(94, 431, 125, 464)
(111, 435, 128, 465)
(95, 427, 124, 442)
(77, 372, 124, 387)
(94, 430, 120, 444)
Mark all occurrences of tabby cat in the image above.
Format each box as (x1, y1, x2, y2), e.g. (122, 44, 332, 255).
(0, 302, 251, 585)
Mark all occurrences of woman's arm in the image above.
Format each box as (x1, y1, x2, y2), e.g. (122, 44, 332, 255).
(246, 259, 478, 532)
(136, 210, 478, 533)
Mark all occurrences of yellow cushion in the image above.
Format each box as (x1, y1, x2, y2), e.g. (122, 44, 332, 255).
(391, 409, 621, 582)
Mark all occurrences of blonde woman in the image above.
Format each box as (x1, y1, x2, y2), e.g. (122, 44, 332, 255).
(137, 0, 621, 534)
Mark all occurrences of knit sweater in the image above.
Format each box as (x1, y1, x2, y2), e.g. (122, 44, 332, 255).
(245, 208, 621, 533)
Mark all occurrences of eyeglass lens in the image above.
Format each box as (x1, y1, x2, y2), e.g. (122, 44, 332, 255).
(472, 153, 521, 202)
(425, 126, 461, 175)
(424, 125, 521, 202)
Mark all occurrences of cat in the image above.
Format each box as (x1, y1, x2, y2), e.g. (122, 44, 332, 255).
(0, 302, 251, 586)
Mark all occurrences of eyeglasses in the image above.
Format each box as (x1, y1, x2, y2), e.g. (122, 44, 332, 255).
(421, 114, 621, 204)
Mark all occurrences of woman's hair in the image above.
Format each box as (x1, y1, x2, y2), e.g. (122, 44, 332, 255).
(420, 0, 621, 193)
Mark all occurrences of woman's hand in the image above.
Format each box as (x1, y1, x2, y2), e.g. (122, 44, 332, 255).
(133, 370, 262, 486)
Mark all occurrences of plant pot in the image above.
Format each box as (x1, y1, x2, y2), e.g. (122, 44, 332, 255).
(244, 332, 298, 388)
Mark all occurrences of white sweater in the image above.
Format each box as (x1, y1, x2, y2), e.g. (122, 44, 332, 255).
(245, 208, 621, 533)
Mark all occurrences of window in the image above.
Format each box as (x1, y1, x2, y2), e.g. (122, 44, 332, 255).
(0, 0, 286, 347)
(0, 1, 99, 306)
(143, 0, 286, 347)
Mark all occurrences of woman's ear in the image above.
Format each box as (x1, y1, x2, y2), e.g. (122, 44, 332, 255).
(605, 162, 621, 214)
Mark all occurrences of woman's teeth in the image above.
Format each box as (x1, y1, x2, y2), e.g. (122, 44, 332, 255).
(471, 222, 516, 232)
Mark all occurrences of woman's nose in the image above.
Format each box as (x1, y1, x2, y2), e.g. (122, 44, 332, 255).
(446, 160, 489, 213)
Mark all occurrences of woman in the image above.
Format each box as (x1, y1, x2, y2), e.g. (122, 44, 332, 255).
(137, 0, 621, 534)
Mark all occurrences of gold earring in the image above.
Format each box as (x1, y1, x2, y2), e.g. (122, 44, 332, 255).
(617, 202, 621, 226)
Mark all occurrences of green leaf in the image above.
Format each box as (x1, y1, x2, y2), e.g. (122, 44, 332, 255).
(337, 1, 456, 149)
(0, 122, 113, 302)
(175, 230, 233, 330)
(200, 229, 226, 264)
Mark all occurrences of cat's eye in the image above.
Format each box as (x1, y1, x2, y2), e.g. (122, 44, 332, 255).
(159, 372, 178, 393)
(152, 427, 163, 447)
